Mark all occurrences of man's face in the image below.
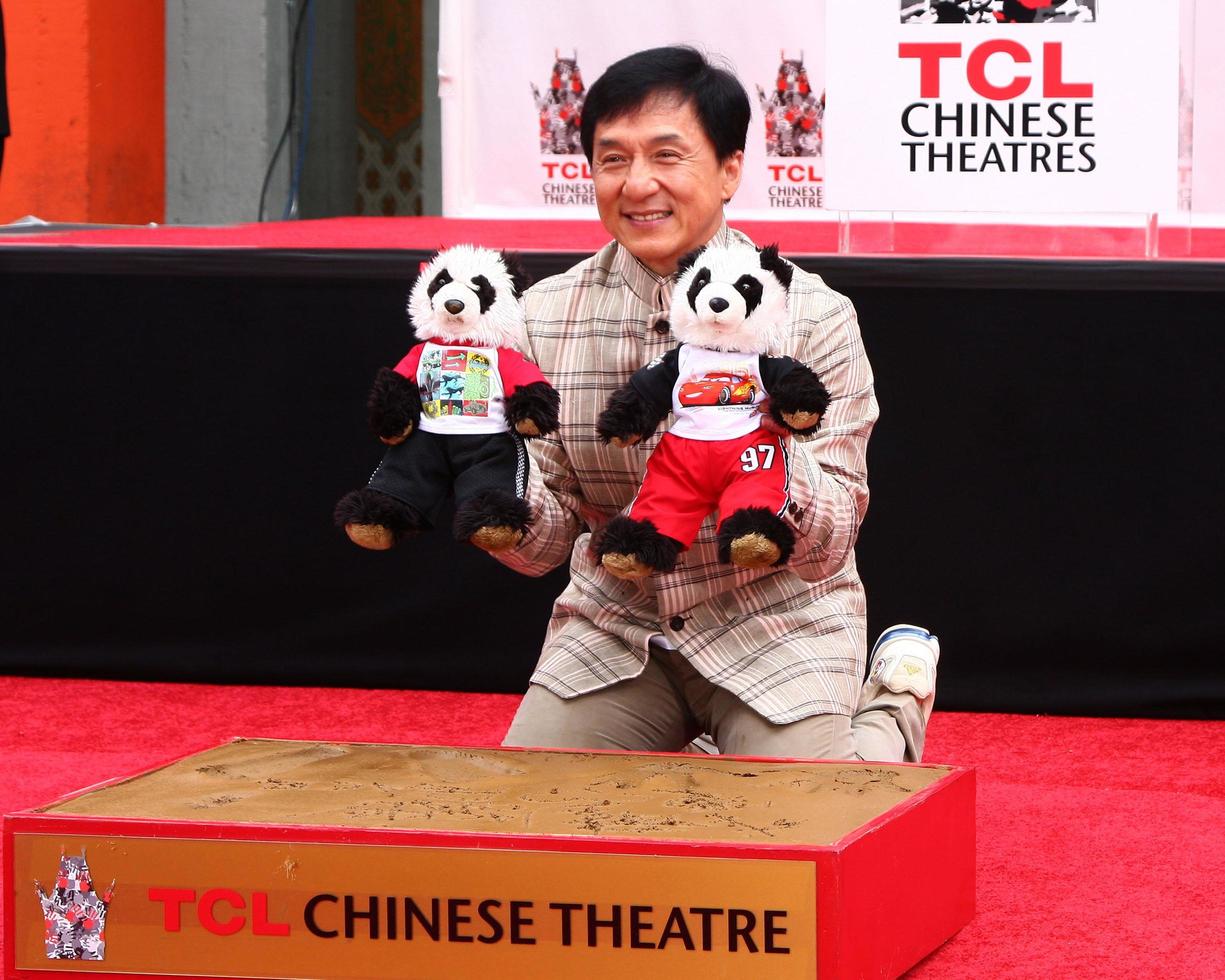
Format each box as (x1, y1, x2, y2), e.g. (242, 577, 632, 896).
(591, 96, 743, 277)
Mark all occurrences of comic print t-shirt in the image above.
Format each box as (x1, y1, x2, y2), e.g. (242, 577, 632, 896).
(392, 341, 547, 436)
(400, 342, 507, 434)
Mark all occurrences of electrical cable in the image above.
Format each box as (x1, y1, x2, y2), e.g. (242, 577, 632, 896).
(283, 0, 316, 220)
(257, 0, 309, 222)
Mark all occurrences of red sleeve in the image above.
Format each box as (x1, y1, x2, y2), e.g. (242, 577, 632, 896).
(496, 347, 548, 395)
(392, 343, 425, 380)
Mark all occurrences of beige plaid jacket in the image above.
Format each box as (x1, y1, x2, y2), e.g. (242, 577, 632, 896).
(496, 224, 879, 722)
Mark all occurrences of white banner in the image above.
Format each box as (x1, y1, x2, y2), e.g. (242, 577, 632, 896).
(1187, 0, 1225, 211)
(438, 0, 1215, 220)
(823, 0, 1180, 213)
(438, 0, 834, 221)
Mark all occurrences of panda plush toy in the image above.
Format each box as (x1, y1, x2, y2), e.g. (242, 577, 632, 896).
(594, 242, 830, 580)
(335, 245, 559, 553)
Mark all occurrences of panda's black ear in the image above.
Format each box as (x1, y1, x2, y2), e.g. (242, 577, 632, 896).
(675, 247, 705, 279)
(758, 243, 793, 291)
(500, 250, 532, 299)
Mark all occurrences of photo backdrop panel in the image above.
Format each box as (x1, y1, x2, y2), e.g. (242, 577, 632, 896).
(439, 0, 834, 220)
(439, 0, 1214, 219)
(824, 0, 1180, 213)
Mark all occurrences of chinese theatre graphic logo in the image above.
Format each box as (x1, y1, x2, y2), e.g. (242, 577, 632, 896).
(35, 848, 115, 960)
(757, 52, 825, 158)
(900, 0, 1097, 24)
(531, 50, 586, 155)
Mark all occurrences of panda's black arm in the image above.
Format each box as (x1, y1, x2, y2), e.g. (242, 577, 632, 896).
(596, 382, 671, 444)
(763, 357, 831, 433)
(596, 349, 679, 444)
(504, 381, 561, 438)
(367, 366, 422, 440)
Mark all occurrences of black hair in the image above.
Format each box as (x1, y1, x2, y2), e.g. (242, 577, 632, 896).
(580, 46, 750, 163)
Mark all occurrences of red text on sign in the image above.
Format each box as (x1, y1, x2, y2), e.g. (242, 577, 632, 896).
(898, 42, 1093, 100)
(148, 887, 292, 937)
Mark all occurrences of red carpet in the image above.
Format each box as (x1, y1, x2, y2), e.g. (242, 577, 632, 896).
(2, 675, 1222, 977)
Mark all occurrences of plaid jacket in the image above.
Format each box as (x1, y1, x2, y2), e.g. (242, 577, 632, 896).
(495, 225, 879, 722)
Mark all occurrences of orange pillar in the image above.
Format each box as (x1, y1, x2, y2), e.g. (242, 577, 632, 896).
(0, 0, 164, 225)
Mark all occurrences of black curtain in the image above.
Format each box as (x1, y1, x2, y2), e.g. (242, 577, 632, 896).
(2, 257, 1222, 717)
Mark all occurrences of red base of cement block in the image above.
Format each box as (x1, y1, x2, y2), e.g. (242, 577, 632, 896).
(6, 739, 974, 978)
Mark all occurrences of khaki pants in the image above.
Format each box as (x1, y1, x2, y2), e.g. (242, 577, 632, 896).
(503, 646, 928, 762)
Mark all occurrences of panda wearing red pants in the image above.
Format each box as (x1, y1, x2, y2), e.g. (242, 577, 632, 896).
(335, 246, 560, 553)
(595, 243, 831, 580)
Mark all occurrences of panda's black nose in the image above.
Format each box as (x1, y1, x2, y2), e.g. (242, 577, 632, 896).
(444, 299, 465, 315)
(708, 296, 729, 313)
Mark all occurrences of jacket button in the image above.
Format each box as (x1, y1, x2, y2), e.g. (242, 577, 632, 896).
(653, 318, 671, 335)
(669, 616, 685, 631)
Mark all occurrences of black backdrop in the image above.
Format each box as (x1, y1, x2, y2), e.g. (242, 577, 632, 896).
(3, 248, 1223, 718)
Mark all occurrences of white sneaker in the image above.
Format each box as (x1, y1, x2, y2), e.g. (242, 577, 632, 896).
(682, 733, 719, 755)
(868, 624, 939, 700)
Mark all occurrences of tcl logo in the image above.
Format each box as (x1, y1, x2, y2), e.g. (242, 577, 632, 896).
(767, 164, 823, 183)
(540, 161, 593, 179)
(899, 41, 1093, 100)
(148, 888, 291, 937)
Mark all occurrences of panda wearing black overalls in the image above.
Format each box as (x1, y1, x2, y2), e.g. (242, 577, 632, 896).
(335, 246, 559, 553)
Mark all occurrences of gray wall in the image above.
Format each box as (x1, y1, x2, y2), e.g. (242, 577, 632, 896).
(298, 1, 356, 219)
(166, 0, 287, 224)
(165, 0, 358, 224)
(422, 0, 442, 215)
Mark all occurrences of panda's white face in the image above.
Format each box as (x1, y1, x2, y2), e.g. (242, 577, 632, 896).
(407, 245, 526, 350)
(670, 244, 791, 354)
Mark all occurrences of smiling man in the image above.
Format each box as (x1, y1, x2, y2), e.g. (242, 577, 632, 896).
(491, 46, 940, 762)
(589, 94, 741, 277)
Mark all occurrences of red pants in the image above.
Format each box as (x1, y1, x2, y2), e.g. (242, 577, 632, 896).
(628, 427, 792, 549)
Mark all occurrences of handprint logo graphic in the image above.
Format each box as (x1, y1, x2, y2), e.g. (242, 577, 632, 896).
(35, 849, 115, 960)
